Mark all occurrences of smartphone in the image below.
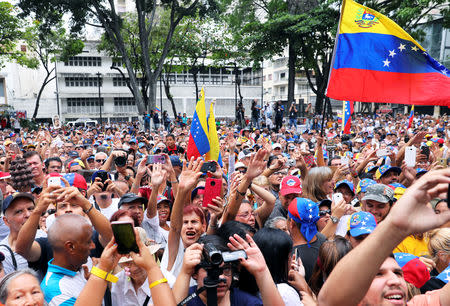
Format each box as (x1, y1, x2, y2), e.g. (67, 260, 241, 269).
(438, 158, 448, 167)
(420, 146, 430, 159)
(341, 156, 349, 166)
(203, 178, 222, 208)
(351, 198, 360, 207)
(376, 149, 388, 158)
(333, 192, 343, 203)
(48, 177, 61, 187)
(447, 183, 450, 209)
(201, 161, 217, 173)
(111, 221, 139, 254)
(96, 171, 109, 192)
(405, 146, 416, 167)
(147, 155, 166, 164)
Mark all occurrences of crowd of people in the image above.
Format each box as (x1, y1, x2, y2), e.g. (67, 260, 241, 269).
(0, 108, 448, 306)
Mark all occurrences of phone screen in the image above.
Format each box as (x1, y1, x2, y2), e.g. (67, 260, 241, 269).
(111, 222, 139, 254)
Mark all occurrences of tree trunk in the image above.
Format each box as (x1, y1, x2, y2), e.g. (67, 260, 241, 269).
(33, 71, 55, 119)
(147, 77, 157, 113)
(162, 78, 177, 118)
(287, 41, 296, 105)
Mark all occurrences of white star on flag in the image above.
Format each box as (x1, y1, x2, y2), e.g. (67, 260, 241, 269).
(361, 221, 366, 225)
(441, 69, 448, 76)
(309, 214, 312, 219)
(388, 50, 396, 57)
(383, 59, 391, 67)
(411, 45, 418, 51)
(398, 44, 406, 51)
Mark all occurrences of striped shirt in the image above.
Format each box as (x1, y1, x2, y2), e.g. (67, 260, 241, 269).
(41, 258, 92, 306)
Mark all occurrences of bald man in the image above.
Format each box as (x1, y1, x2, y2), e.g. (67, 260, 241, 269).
(41, 214, 95, 305)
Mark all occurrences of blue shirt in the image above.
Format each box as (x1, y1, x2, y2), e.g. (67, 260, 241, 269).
(41, 259, 91, 305)
(186, 286, 262, 306)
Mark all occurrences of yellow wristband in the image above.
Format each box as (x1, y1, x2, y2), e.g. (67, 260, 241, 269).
(90, 266, 118, 283)
(149, 277, 168, 289)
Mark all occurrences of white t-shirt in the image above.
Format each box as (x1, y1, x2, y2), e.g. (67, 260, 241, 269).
(276, 283, 303, 306)
(99, 198, 119, 220)
(335, 214, 351, 237)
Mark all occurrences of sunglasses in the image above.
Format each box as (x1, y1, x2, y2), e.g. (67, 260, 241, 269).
(96, 159, 106, 164)
(319, 209, 331, 217)
(273, 171, 287, 176)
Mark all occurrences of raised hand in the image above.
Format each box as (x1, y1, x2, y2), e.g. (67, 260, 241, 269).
(177, 157, 203, 192)
(227, 234, 267, 275)
(150, 163, 167, 187)
(246, 148, 268, 180)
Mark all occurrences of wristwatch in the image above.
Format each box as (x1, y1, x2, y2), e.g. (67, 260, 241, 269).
(330, 216, 339, 224)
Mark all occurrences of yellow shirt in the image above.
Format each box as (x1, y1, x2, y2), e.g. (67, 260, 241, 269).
(394, 235, 429, 257)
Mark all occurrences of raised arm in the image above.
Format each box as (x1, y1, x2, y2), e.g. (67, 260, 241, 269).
(57, 187, 113, 247)
(252, 183, 276, 227)
(146, 163, 167, 219)
(318, 168, 450, 306)
(16, 186, 60, 261)
(167, 157, 203, 271)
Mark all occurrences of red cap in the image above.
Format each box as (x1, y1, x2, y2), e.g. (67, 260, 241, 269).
(0, 172, 11, 180)
(280, 175, 302, 196)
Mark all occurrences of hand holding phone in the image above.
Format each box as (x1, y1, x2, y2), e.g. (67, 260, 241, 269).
(203, 178, 222, 208)
(48, 177, 61, 187)
(405, 146, 416, 167)
(147, 155, 166, 164)
(333, 192, 344, 204)
(201, 161, 217, 174)
(111, 221, 139, 254)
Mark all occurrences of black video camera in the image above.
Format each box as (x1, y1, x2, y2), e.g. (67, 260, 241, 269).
(202, 243, 247, 267)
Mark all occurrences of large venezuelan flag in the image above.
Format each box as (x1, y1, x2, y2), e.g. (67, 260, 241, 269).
(327, 0, 450, 106)
(205, 101, 223, 166)
(187, 88, 210, 160)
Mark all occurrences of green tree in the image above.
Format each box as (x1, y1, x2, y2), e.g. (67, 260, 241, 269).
(0, 1, 37, 67)
(22, 21, 84, 119)
(19, 0, 220, 114)
(222, 0, 449, 114)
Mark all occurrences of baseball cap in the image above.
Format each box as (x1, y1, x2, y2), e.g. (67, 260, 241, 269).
(235, 162, 247, 170)
(375, 165, 401, 180)
(118, 193, 148, 208)
(362, 184, 394, 203)
(394, 253, 430, 288)
(0, 172, 11, 180)
(3, 140, 12, 146)
(238, 149, 252, 161)
(334, 180, 355, 195)
(68, 151, 80, 158)
(157, 195, 172, 205)
(356, 179, 376, 194)
(348, 211, 377, 237)
(280, 176, 302, 196)
(3, 192, 35, 214)
(67, 159, 85, 170)
(63, 173, 88, 190)
(288, 197, 319, 245)
(273, 143, 282, 150)
(365, 165, 378, 173)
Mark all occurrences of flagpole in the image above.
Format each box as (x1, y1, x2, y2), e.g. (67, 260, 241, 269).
(320, 100, 327, 137)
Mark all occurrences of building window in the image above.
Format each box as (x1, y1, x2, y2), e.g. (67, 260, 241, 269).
(64, 56, 102, 67)
(66, 97, 103, 113)
(114, 97, 137, 113)
(280, 72, 286, 79)
(65, 77, 102, 87)
(280, 86, 285, 94)
(112, 58, 124, 67)
(113, 77, 129, 87)
(268, 74, 272, 80)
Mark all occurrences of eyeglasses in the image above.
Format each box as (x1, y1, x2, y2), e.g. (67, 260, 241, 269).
(237, 168, 247, 174)
(96, 159, 106, 164)
(236, 211, 256, 219)
(41, 208, 56, 217)
(319, 209, 331, 217)
(273, 171, 288, 176)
